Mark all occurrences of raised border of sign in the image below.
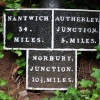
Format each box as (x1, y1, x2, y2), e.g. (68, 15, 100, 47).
(26, 50, 77, 90)
(3, 8, 100, 51)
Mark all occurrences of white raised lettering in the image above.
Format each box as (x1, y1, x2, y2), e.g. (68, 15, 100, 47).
(14, 37, 19, 42)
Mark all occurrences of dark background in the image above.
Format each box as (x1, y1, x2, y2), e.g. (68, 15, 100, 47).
(21, 0, 100, 9)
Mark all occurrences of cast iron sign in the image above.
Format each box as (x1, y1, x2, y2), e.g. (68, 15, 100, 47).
(26, 50, 77, 90)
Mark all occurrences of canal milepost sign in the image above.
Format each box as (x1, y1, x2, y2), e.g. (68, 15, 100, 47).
(3, 9, 100, 90)
(54, 10, 99, 49)
(4, 9, 100, 50)
(26, 50, 77, 90)
(4, 10, 52, 49)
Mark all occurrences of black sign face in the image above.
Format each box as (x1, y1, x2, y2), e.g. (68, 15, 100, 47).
(26, 50, 76, 90)
(54, 10, 99, 49)
(4, 9, 100, 50)
(4, 10, 52, 49)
